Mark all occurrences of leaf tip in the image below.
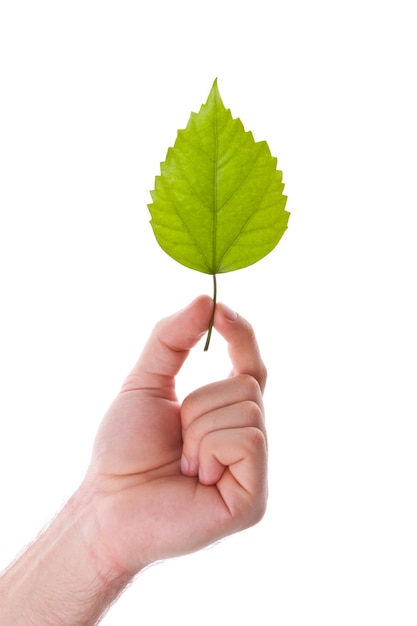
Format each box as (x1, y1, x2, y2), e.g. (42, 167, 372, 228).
(209, 77, 221, 101)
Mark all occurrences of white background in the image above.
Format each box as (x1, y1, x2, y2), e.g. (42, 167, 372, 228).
(1, 1, 416, 624)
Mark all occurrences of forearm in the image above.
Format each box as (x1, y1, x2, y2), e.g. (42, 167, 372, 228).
(0, 486, 132, 626)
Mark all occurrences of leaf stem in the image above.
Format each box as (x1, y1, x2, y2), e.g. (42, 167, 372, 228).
(204, 273, 217, 351)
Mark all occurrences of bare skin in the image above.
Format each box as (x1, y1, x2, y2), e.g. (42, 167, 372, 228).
(0, 296, 268, 625)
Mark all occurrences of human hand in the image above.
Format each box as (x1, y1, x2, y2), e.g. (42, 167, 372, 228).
(83, 296, 268, 579)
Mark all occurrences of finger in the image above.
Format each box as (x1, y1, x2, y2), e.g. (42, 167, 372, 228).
(181, 374, 264, 431)
(198, 426, 268, 529)
(121, 296, 213, 393)
(213, 303, 267, 392)
(181, 399, 265, 476)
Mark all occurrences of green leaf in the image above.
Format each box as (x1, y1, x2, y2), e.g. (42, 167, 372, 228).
(148, 79, 290, 348)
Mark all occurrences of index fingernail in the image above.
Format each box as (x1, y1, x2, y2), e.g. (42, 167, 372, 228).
(222, 304, 238, 321)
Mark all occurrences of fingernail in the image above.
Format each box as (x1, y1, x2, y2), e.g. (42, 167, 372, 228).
(180, 454, 189, 475)
(222, 304, 238, 321)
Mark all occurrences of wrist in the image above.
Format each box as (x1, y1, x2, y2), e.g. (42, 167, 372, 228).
(68, 481, 133, 586)
(0, 483, 132, 625)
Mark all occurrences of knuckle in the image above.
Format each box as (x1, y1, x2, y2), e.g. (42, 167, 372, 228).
(181, 390, 201, 423)
(246, 425, 267, 451)
(236, 373, 261, 396)
(241, 400, 264, 426)
(244, 318, 257, 341)
(234, 425, 268, 460)
(259, 363, 268, 389)
(152, 317, 167, 338)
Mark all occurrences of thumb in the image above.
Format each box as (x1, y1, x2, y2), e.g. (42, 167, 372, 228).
(121, 296, 213, 393)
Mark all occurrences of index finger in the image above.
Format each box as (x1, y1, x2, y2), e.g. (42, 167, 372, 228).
(213, 303, 267, 393)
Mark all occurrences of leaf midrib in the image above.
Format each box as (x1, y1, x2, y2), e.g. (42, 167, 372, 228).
(212, 96, 218, 273)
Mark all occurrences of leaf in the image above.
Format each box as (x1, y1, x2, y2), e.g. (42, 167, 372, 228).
(148, 79, 290, 348)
